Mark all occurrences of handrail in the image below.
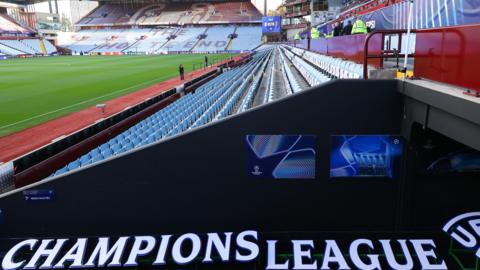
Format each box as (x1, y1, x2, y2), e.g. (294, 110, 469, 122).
(363, 29, 417, 79)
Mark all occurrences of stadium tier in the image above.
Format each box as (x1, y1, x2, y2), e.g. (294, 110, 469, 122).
(77, 1, 262, 26)
(0, 14, 31, 34)
(190, 25, 234, 52)
(48, 44, 373, 177)
(61, 26, 262, 54)
(229, 25, 262, 51)
(0, 38, 57, 56)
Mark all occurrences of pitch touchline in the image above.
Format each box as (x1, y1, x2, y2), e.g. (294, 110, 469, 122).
(0, 74, 173, 131)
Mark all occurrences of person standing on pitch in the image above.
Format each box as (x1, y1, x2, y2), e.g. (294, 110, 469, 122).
(204, 55, 209, 68)
(179, 64, 185, 80)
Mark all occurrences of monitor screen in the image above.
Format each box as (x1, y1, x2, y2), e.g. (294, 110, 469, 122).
(330, 135, 404, 178)
(262, 16, 281, 34)
(246, 135, 316, 179)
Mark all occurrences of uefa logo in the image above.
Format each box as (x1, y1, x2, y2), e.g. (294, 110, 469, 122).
(443, 212, 480, 259)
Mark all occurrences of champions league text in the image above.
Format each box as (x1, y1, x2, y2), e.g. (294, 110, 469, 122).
(2, 230, 448, 270)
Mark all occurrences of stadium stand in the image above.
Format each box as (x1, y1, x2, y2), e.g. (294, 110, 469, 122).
(229, 26, 262, 51)
(0, 42, 26, 55)
(52, 50, 271, 176)
(286, 45, 368, 79)
(193, 25, 234, 52)
(208, 1, 261, 23)
(0, 14, 30, 34)
(77, 1, 261, 26)
(61, 25, 262, 54)
(0, 39, 57, 56)
(77, 4, 133, 25)
(1, 2, 480, 260)
(57, 0, 263, 54)
(48, 43, 347, 177)
(0, 39, 36, 54)
(126, 28, 174, 54)
(163, 27, 207, 52)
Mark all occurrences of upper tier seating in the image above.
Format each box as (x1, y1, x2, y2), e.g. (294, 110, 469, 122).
(143, 2, 189, 25)
(230, 26, 262, 51)
(0, 14, 30, 34)
(52, 51, 270, 177)
(208, 2, 261, 23)
(177, 2, 216, 24)
(78, 4, 135, 25)
(77, 1, 262, 26)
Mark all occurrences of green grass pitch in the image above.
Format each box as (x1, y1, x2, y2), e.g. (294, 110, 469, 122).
(0, 53, 235, 137)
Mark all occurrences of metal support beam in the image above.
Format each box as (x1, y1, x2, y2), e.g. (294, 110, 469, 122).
(48, 0, 52, 14)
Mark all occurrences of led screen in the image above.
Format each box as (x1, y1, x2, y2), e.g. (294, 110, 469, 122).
(330, 135, 404, 178)
(246, 135, 316, 179)
(262, 16, 281, 33)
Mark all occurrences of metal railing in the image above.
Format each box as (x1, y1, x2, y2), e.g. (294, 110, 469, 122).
(363, 29, 417, 79)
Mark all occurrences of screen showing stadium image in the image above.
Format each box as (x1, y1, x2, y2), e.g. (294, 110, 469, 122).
(262, 16, 281, 34)
(330, 135, 404, 179)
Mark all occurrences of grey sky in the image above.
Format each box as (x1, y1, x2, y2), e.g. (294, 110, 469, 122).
(251, 0, 283, 14)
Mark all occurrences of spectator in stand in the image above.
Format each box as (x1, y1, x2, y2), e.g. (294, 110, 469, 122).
(179, 64, 185, 80)
(351, 17, 368, 34)
(310, 27, 320, 39)
(343, 21, 353, 35)
(333, 21, 344, 36)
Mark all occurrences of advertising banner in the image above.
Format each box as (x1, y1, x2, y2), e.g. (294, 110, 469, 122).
(262, 16, 282, 34)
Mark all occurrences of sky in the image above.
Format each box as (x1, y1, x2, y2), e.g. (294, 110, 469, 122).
(251, 0, 283, 14)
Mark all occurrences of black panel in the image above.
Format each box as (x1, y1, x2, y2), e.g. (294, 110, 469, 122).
(0, 80, 403, 237)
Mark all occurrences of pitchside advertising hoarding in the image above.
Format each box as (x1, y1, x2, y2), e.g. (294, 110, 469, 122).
(262, 16, 281, 34)
(1, 211, 480, 270)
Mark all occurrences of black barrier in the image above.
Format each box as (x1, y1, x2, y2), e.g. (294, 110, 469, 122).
(0, 80, 479, 270)
(0, 80, 404, 237)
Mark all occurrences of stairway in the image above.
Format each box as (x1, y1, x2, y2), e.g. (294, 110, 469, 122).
(157, 28, 181, 52)
(225, 26, 238, 51)
(189, 27, 209, 52)
(40, 39, 47, 55)
(121, 39, 142, 53)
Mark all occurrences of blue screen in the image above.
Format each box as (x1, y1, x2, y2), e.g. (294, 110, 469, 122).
(330, 135, 404, 179)
(246, 135, 316, 179)
(262, 16, 281, 33)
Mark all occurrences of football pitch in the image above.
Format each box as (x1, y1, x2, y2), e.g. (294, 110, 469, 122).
(0, 53, 235, 137)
